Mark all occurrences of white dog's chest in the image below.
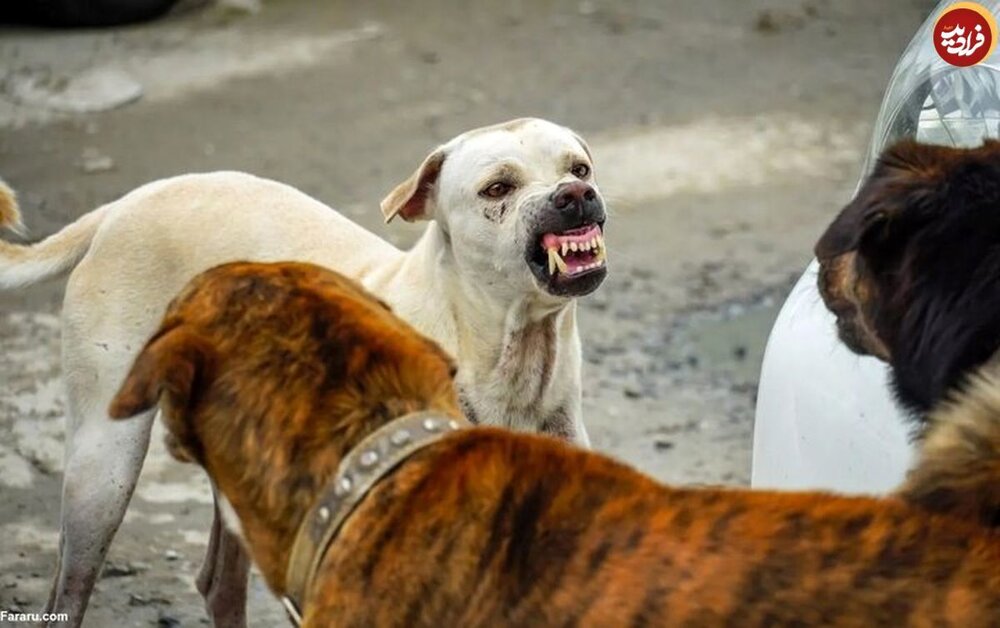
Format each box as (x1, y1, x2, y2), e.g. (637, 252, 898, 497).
(455, 313, 578, 438)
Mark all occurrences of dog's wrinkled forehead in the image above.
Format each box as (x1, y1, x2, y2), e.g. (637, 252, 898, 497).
(440, 119, 592, 191)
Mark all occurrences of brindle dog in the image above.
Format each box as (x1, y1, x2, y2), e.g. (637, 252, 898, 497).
(111, 261, 999, 626)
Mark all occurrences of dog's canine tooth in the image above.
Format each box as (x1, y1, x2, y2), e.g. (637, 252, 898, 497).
(548, 248, 557, 275)
(554, 251, 568, 273)
(561, 242, 569, 256)
(591, 237, 598, 250)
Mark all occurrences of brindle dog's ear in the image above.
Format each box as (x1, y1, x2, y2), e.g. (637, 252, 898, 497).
(815, 140, 951, 261)
(109, 324, 215, 462)
(380, 148, 446, 223)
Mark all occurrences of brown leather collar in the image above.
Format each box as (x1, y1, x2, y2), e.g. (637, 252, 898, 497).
(282, 411, 468, 625)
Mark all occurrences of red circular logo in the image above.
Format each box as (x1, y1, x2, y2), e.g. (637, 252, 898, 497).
(934, 3, 997, 67)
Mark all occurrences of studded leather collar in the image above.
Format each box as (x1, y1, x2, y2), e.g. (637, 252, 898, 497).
(282, 411, 468, 625)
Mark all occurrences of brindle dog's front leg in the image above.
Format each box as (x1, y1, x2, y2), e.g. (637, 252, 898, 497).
(197, 497, 251, 628)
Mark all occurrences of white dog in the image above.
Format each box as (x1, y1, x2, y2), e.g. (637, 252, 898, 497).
(0, 118, 608, 626)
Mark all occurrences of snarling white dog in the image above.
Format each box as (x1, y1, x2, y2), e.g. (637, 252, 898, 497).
(0, 119, 608, 626)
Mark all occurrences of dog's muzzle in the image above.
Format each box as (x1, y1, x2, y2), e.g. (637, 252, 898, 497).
(526, 181, 608, 297)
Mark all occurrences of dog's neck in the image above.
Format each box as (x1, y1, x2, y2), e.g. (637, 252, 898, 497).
(887, 275, 1000, 421)
(390, 224, 580, 430)
(204, 387, 461, 596)
(282, 410, 469, 621)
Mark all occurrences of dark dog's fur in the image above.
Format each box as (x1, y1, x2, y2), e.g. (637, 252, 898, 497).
(816, 139, 1000, 528)
(817, 139, 1000, 417)
(108, 261, 1000, 626)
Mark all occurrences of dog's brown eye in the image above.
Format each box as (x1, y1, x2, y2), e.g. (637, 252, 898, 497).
(480, 182, 513, 199)
(571, 163, 590, 178)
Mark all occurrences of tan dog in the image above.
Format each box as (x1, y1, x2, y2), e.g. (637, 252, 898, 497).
(111, 261, 1000, 627)
(0, 119, 607, 625)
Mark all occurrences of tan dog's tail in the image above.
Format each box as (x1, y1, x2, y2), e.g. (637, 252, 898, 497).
(900, 363, 1000, 527)
(0, 179, 109, 289)
(0, 179, 24, 236)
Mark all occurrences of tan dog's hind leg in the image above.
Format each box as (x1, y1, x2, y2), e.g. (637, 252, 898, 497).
(45, 408, 154, 626)
(44, 260, 159, 626)
(197, 499, 251, 628)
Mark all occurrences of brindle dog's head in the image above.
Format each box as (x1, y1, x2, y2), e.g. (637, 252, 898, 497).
(108, 261, 462, 591)
(816, 139, 1000, 416)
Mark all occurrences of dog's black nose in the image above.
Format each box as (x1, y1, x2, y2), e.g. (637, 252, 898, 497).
(552, 182, 598, 218)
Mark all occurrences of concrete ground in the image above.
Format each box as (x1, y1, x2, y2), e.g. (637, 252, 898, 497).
(0, 0, 929, 625)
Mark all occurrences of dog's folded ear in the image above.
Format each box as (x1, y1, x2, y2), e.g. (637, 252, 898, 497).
(109, 324, 214, 420)
(109, 324, 215, 462)
(381, 148, 446, 223)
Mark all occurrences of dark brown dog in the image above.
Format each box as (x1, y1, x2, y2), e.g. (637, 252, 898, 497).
(816, 139, 1000, 527)
(816, 140, 1000, 417)
(110, 261, 1000, 626)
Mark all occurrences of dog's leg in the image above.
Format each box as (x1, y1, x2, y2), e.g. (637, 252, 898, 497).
(45, 409, 154, 627)
(196, 498, 250, 628)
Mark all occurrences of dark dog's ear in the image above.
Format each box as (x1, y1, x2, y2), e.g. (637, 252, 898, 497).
(380, 148, 446, 223)
(109, 325, 215, 461)
(815, 140, 951, 260)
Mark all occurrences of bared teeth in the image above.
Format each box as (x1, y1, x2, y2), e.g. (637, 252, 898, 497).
(544, 230, 607, 277)
(555, 252, 568, 273)
(548, 247, 567, 274)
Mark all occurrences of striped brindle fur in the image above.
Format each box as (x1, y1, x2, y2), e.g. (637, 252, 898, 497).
(110, 261, 1000, 627)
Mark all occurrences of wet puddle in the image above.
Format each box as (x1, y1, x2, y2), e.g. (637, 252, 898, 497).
(673, 297, 783, 385)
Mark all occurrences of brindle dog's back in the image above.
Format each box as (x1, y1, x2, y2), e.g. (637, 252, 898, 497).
(314, 428, 1000, 627)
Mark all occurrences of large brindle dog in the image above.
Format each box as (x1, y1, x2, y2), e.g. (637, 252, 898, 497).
(817, 139, 1000, 527)
(110, 261, 1000, 626)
